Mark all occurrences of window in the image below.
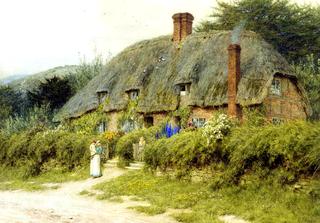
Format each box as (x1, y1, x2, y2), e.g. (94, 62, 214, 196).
(272, 117, 284, 125)
(128, 90, 139, 100)
(192, 118, 206, 128)
(271, 79, 281, 95)
(144, 116, 154, 128)
(122, 119, 137, 133)
(97, 91, 108, 104)
(97, 121, 107, 133)
(180, 84, 190, 96)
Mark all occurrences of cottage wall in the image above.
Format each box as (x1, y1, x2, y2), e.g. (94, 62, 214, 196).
(153, 112, 167, 125)
(189, 107, 217, 122)
(263, 76, 307, 121)
(107, 111, 119, 131)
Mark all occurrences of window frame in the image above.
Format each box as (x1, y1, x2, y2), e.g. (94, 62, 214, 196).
(97, 91, 108, 104)
(97, 121, 107, 133)
(270, 79, 281, 96)
(127, 90, 139, 100)
(271, 117, 284, 125)
(192, 117, 206, 128)
(179, 84, 190, 96)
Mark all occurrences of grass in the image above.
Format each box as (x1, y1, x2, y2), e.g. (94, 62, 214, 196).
(129, 205, 166, 215)
(108, 196, 124, 203)
(0, 166, 89, 191)
(93, 171, 320, 223)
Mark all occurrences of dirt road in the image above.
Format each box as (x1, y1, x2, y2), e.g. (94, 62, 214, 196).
(0, 168, 177, 223)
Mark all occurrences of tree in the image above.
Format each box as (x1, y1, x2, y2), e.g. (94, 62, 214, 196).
(195, 0, 320, 64)
(0, 86, 24, 125)
(294, 55, 320, 120)
(67, 55, 104, 93)
(27, 76, 73, 113)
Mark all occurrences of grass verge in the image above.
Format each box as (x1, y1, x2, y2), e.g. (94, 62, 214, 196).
(0, 166, 89, 191)
(93, 171, 320, 223)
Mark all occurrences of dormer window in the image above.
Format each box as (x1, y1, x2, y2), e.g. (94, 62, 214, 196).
(127, 90, 139, 100)
(271, 79, 281, 96)
(97, 91, 108, 104)
(179, 84, 191, 96)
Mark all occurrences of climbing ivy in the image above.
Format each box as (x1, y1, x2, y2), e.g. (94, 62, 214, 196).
(173, 106, 191, 129)
(117, 99, 143, 132)
(64, 100, 110, 135)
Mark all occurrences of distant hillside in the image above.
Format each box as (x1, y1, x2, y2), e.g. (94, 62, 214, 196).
(9, 65, 79, 93)
(0, 74, 28, 85)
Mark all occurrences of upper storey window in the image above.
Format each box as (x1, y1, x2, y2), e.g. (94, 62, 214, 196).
(271, 79, 281, 96)
(97, 91, 108, 104)
(179, 84, 191, 96)
(127, 90, 139, 100)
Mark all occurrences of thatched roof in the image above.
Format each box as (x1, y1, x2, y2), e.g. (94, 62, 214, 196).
(57, 31, 308, 120)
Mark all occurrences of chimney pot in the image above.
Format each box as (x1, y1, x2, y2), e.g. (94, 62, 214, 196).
(172, 12, 194, 44)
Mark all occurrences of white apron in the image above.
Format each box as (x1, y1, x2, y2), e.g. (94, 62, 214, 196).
(89, 143, 102, 177)
(90, 154, 101, 177)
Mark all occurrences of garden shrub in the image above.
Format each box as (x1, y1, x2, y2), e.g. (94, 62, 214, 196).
(116, 125, 161, 164)
(224, 121, 320, 184)
(144, 130, 225, 172)
(202, 113, 232, 144)
(143, 120, 320, 185)
(96, 131, 122, 160)
(0, 128, 93, 178)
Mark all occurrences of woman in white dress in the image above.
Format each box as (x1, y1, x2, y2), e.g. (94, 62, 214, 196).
(89, 140, 102, 177)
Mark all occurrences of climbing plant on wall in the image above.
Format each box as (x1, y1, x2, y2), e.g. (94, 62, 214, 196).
(64, 101, 110, 135)
(173, 106, 191, 129)
(117, 99, 143, 132)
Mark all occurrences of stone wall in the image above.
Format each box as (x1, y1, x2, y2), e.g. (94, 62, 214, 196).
(263, 76, 307, 121)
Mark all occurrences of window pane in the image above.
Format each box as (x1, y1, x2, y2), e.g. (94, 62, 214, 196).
(271, 79, 281, 95)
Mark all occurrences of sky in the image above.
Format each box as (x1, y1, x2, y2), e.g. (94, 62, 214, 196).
(0, 0, 318, 78)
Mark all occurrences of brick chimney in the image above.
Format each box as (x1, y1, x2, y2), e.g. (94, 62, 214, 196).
(172, 12, 194, 44)
(227, 44, 241, 118)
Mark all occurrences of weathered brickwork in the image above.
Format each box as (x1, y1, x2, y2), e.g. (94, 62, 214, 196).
(172, 13, 194, 44)
(227, 44, 242, 118)
(152, 112, 167, 125)
(264, 76, 307, 120)
(189, 107, 217, 123)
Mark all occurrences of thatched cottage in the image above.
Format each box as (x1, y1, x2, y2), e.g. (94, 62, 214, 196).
(58, 12, 310, 132)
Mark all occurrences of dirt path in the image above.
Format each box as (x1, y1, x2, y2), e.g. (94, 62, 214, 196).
(0, 168, 177, 223)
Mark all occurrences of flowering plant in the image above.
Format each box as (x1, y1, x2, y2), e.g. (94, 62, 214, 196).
(202, 114, 232, 144)
(104, 131, 118, 141)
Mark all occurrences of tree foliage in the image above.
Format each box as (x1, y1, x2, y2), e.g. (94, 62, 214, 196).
(27, 76, 73, 112)
(0, 86, 24, 126)
(196, 0, 320, 63)
(294, 55, 320, 120)
(67, 55, 104, 93)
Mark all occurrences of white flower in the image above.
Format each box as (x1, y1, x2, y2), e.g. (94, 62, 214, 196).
(202, 114, 231, 144)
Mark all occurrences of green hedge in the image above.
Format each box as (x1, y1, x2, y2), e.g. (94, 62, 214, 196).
(0, 129, 93, 178)
(143, 121, 320, 185)
(144, 130, 225, 171)
(224, 121, 320, 184)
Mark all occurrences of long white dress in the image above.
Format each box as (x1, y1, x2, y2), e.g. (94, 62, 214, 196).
(90, 144, 101, 177)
